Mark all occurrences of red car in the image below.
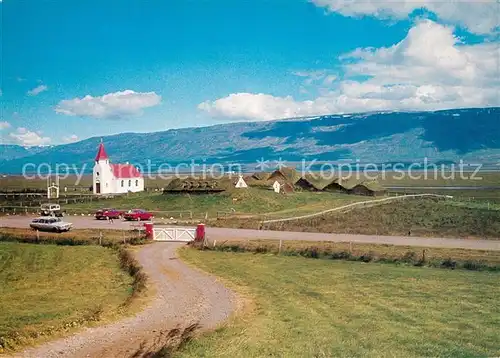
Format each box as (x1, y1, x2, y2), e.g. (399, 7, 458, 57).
(123, 209, 153, 221)
(95, 208, 124, 220)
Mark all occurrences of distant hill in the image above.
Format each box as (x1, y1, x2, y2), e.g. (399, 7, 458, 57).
(0, 145, 50, 161)
(1, 107, 499, 174)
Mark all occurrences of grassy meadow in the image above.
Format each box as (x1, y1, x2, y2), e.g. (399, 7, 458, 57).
(178, 249, 500, 358)
(0, 242, 134, 352)
(58, 187, 367, 219)
(215, 198, 500, 239)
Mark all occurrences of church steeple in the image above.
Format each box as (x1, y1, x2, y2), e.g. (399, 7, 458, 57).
(95, 142, 109, 162)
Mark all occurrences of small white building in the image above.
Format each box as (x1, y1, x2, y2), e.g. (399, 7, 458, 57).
(92, 143, 144, 195)
(235, 175, 248, 189)
(273, 181, 281, 193)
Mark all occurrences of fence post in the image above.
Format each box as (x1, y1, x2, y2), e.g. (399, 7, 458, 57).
(349, 241, 352, 254)
(36, 230, 40, 243)
(99, 231, 102, 246)
(278, 239, 282, 254)
(213, 239, 216, 248)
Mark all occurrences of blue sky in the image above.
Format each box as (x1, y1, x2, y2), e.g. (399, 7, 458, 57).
(1, 0, 499, 146)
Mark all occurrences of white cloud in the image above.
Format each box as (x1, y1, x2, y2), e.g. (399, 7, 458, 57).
(292, 70, 326, 79)
(0, 121, 11, 130)
(323, 75, 337, 86)
(27, 84, 48, 96)
(199, 20, 500, 121)
(62, 134, 79, 143)
(311, 0, 499, 34)
(55, 90, 162, 119)
(199, 93, 327, 121)
(9, 127, 52, 146)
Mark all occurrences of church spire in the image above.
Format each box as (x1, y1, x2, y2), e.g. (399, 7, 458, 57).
(95, 142, 109, 162)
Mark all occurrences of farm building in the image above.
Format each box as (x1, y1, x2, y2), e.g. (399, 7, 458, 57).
(163, 178, 226, 194)
(349, 181, 386, 196)
(271, 180, 294, 194)
(294, 177, 320, 191)
(234, 175, 248, 188)
(252, 172, 271, 181)
(93, 142, 144, 195)
(322, 178, 345, 192)
(268, 167, 300, 184)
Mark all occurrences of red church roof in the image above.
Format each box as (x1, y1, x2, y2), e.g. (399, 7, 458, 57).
(110, 164, 142, 178)
(95, 143, 109, 161)
(95, 142, 141, 178)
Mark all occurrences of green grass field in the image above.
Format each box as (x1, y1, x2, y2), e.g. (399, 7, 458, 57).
(59, 188, 366, 219)
(234, 198, 500, 239)
(178, 249, 500, 358)
(0, 242, 133, 352)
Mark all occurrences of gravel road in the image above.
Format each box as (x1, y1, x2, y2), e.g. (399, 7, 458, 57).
(9, 242, 235, 358)
(2, 215, 500, 251)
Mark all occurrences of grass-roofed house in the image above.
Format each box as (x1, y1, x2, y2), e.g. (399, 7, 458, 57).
(323, 177, 386, 196)
(163, 177, 227, 194)
(322, 177, 345, 193)
(251, 172, 271, 181)
(293, 174, 329, 191)
(268, 167, 301, 184)
(349, 181, 386, 196)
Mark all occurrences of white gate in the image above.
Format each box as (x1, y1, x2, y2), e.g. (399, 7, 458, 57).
(153, 227, 196, 242)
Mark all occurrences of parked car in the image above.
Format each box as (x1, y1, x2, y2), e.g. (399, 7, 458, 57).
(40, 203, 64, 217)
(95, 208, 124, 220)
(123, 209, 153, 221)
(30, 217, 72, 233)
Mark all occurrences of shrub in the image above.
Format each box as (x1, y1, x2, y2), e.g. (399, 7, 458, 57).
(441, 258, 457, 270)
(402, 251, 417, 263)
(329, 251, 352, 260)
(118, 248, 147, 302)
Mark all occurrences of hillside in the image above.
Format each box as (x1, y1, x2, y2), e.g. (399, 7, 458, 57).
(1, 107, 499, 174)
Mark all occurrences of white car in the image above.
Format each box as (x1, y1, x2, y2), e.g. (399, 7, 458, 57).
(40, 203, 64, 217)
(30, 217, 73, 233)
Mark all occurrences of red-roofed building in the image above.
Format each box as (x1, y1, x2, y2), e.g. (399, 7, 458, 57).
(92, 142, 144, 195)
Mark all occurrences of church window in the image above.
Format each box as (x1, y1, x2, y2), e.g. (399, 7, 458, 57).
(135, 180, 139, 186)
(96, 172, 99, 176)
(128, 180, 131, 187)
(121, 180, 124, 187)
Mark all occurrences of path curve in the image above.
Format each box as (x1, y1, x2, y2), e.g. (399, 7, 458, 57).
(10, 243, 235, 358)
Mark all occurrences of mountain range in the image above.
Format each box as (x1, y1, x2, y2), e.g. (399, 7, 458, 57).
(1, 107, 499, 174)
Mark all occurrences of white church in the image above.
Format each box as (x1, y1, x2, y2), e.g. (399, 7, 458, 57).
(93, 142, 144, 195)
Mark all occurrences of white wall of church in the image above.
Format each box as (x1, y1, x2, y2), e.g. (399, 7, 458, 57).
(112, 177, 144, 194)
(93, 159, 114, 195)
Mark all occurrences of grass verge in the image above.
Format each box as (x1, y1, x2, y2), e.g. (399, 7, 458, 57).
(0, 230, 149, 353)
(177, 248, 500, 357)
(197, 239, 500, 271)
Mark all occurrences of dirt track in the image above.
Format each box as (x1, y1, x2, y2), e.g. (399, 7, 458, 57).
(2, 215, 500, 251)
(10, 243, 235, 358)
